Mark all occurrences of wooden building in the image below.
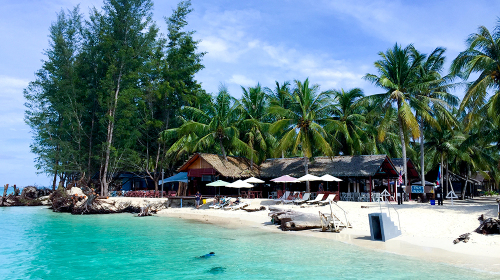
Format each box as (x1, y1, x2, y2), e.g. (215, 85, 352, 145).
(177, 153, 259, 196)
(259, 155, 402, 201)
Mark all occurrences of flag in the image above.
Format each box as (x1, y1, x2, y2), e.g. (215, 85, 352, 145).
(398, 171, 403, 185)
(436, 164, 441, 185)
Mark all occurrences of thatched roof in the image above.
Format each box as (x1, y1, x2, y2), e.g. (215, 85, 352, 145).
(260, 155, 398, 178)
(391, 158, 420, 179)
(178, 153, 259, 178)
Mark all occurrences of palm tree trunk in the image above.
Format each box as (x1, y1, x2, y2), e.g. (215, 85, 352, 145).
(420, 118, 425, 187)
(304, 156, 310, 192)
(219, 137, 227, 161)
(397, 114, 408, 186)
(440, 154, 444, 190)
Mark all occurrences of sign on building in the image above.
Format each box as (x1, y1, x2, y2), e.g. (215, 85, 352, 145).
(411, 185, 424, 193)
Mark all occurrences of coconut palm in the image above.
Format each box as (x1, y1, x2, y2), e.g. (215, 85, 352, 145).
(364, 43, 431, 185)
(240, 83, 276, 166)
(161, 85, 251, 161)
(451, 20, 500, 126)
(414, 47, 459, 185)
(269, 78, 335, 192)
(327, 88, 369, 155)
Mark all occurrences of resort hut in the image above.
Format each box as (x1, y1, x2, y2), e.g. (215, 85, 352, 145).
(177, 153, 259, 196)
(259, 155, 399, 201)
(391, 158, 421, 200)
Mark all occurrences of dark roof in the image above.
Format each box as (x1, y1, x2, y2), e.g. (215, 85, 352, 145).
(391, 158, 420, 179)
(178, 153, 259, 178)
(260, 155, 399, 178)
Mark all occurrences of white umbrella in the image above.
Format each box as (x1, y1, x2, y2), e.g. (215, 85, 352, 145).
(320, 174, 342, 192)
(297, 174, 322, 182)
(226, 180, 254, 188)
(320, 174, 342, 182)
(244, 177, 265, 184)
(226, 179, 254, 195)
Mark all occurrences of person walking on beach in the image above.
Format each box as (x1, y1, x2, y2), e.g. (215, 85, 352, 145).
(195, 191, 202, 209)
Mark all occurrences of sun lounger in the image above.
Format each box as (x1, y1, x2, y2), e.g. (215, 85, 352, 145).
(210, 197, 231, 209)
(306, 193, 324, 204)
(318, 194, 336, 205)
(283, 192, 301, 204)
(274, 191, 290, 204)
(293, 193, 311, 204)
(224, 201, 249, 210)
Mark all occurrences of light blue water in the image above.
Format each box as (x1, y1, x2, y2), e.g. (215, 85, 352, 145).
(0, 207, 496, 279)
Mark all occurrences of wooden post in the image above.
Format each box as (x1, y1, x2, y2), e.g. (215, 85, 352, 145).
(337, 181, 340, 202)
(369, 176, 372, 202)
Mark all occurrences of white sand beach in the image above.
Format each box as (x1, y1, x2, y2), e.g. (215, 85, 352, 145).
(155, 196, 500, 273)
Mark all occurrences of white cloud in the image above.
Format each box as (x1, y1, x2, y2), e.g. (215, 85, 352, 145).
(228, 74, 256, 87)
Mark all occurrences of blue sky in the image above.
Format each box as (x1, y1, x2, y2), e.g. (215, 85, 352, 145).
(1, 0, 499, 187)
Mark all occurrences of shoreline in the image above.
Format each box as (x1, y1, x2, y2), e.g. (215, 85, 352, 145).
(156, 197, 500, 274)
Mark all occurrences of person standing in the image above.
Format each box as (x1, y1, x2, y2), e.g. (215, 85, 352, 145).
(318, 183, 324, 193)
(397, 184, 404, 205)
(195, 191, 202, 209)
(436, 185, 443, 205)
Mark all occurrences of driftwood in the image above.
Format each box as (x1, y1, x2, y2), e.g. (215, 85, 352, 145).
(242, 206, 266, 212)
(49, 186, 168, 215)
(269, 208, 322, 231)
(453, 233, 471, 244)
(1, 185, 47, 207)
(1, 184, 8, 206)
(475, 214, 500, 235)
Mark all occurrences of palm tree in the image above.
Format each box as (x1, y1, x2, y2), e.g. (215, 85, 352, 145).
(269, 78, 335, 192)
(265, 81, 292, 158)
(161, 85, 252, 161)
(414, 47, 458, 186)
(451, 20, 500, 126)
(364, 43, 429, 186)
(240, 83, 276, 167)
(328, 88, 369, 155)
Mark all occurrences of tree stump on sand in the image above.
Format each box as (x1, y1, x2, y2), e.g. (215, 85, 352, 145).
(475, 214, 500, 235)
(269, 208, 322, 231)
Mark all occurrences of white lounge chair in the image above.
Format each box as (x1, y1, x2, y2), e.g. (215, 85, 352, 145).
(306, 193, 324, 204)
(274, 191, 290, 204)
(293, 193, 311, 205)
(318, 194, 336, 205)
(283, 192, 301, 204)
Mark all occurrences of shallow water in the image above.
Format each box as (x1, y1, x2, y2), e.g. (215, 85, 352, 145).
(0, 207, 496, 279)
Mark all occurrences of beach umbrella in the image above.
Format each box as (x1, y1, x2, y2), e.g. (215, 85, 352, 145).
(271, 175, 300, 193)
(206, 180, 230, 187)
(320, 174, 342, 182)
(206, 180, 229, 195)
(244, 177, 265, 184)
(297, 174, 322, 182)
(226, 180, 254, 195)
(270, 175, 299, 183)
(320, 174, 342, 191)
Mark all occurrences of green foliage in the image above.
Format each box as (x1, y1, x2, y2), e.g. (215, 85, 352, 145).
(25, 2, 500, 192)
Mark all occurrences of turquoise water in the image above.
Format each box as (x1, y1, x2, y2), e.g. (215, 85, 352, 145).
(0, 207, 496, 279)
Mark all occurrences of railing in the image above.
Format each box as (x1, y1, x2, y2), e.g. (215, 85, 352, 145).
(378, 195, 401, 230)
(328, 200, 352, 228)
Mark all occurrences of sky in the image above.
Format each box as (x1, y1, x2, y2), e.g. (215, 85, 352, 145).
(1, 0, 499, 187)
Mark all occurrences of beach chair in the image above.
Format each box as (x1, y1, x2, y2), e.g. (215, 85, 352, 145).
(306, 193, 324, 204)
(318, 194, 336, 206)
(293, 193, 311, 205)
(283, 192, 301, 204)
(274, 191, 290, 203)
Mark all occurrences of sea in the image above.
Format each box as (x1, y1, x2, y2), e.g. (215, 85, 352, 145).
(0, 206, 496, 280)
